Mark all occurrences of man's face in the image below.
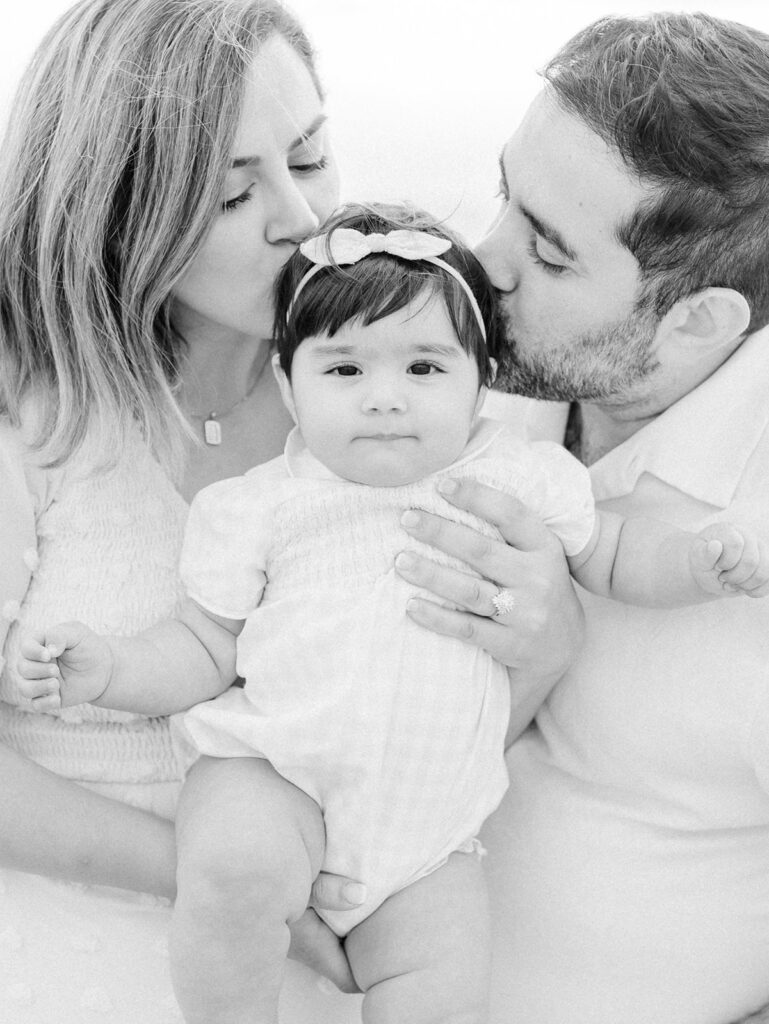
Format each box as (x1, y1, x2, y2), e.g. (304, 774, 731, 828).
(476, 90, 662, 406)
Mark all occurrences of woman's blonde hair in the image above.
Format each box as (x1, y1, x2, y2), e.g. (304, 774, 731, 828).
(0, 0, 319, 469)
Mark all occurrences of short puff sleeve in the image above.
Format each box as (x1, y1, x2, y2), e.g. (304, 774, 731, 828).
(514, 439, 596, 557)
(180, 475, 274, 620)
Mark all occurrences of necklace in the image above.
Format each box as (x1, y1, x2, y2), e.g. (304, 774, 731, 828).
(188, 345, 272, 447)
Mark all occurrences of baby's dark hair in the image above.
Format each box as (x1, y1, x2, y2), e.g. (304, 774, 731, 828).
(274, 202, 500, 385)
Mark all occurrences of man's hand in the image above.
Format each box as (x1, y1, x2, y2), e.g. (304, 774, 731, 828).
(395, 477, 583, 737)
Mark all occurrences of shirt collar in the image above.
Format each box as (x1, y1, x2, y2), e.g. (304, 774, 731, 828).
(589, 326, 769, 507)
(283, 416, 505, 482)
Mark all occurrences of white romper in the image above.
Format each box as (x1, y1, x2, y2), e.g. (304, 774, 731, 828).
(181, 417, 595, 935)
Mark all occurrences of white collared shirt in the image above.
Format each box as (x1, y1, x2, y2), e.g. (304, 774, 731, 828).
(484, 327, 769, 1024)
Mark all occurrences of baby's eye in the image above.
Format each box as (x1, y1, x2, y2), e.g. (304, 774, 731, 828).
(328, 364, 360, 376)
(409, 362, 441, 376)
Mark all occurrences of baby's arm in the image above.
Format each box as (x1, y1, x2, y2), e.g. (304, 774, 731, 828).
(570, 511, 769, 607)
(17, 598, 241, 715)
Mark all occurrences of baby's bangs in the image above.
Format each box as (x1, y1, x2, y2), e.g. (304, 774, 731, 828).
(290, 256, 445, 340)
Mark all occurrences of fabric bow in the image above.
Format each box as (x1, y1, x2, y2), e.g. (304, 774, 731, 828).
(299, 228, 452, 267)
(288, 225, 486, 342)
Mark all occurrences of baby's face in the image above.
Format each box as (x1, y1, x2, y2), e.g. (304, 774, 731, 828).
(277, 296, 485, 487)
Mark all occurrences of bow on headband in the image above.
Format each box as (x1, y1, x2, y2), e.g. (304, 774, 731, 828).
(287, 227, 487, 341)
(299, 227, 453, 265)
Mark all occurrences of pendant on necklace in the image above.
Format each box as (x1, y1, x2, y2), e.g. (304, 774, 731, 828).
(203, 415, 222, 446)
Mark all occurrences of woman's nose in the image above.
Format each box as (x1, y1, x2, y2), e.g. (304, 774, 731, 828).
(265, 174, 320, 244)
(475, 224, 518, 294)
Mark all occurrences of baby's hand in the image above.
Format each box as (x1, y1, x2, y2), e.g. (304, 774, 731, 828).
(17, 623, 113, 711)
(690, 523, 769, 598)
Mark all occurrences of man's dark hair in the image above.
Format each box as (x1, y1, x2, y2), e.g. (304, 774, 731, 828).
(544, 13, 769, 331)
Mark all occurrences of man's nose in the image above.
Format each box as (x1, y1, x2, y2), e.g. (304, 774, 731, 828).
(475, 225, 518, 294)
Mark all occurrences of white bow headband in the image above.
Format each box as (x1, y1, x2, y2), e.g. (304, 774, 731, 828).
(287, 227, 487, 342)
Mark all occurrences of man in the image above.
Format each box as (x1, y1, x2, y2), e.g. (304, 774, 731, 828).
(399, 11, 769, 1023)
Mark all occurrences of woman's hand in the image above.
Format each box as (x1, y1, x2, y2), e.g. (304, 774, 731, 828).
(287, 873, 366, 993)
(395, 478, 584, 739)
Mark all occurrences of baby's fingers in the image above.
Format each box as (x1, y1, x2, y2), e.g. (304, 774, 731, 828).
(16, 661, 62, 712)
(19, 628, 70, 663)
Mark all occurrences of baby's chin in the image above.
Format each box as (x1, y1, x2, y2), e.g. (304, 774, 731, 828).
(336, 450, 462, 489)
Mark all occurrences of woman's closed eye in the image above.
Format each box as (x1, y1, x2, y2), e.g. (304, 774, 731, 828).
(221, 154, 328, 212)
(290, 155, 329, 175)
(222, 186, 253, 213)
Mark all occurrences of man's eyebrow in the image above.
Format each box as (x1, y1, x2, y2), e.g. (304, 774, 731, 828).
(519, 203, 577, 262)
(231, 114, 328, 169)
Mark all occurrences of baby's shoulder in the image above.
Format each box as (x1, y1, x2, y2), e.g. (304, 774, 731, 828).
(456, 422, 591, 515)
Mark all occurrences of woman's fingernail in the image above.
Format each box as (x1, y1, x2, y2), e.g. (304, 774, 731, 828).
(400, 510, 421, 529)
(395, 552, 416, 572)
(343, 882, 367, 905)
(437, 478, 458, 496)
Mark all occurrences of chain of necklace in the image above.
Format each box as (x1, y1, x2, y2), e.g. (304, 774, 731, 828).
(187, 345, 272, 447)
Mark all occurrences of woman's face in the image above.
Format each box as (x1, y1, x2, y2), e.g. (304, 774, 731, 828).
(171, 35, 340, 345)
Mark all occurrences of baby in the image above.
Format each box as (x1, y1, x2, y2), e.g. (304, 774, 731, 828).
(18, 202, 769, 1024)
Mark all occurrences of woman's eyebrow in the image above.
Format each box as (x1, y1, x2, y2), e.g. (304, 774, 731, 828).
(231, 114, 328, 169)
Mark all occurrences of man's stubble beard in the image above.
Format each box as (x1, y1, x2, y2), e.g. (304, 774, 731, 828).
(493, 302, 661, 404)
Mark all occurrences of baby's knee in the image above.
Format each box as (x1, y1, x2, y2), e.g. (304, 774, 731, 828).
(177, 827, 311, 926)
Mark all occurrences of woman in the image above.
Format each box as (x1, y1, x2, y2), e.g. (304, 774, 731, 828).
(0, 1, 579, 1020)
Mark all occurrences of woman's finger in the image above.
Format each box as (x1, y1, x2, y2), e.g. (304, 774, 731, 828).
(394, 552, 505, 618)
(435, 478, 558, 552)
(400, 509, 520, 583)
(405, 598, 525, 665)
(310, 871, 367, 912)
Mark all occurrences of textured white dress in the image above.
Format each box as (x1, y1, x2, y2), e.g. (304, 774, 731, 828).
(0, 422, 365, 1023)
(181, 418, 596, 936)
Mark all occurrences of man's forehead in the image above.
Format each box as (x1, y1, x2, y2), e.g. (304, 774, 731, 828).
(499, 90, 652, 263)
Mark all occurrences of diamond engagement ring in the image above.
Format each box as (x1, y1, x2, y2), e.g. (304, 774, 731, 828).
(491, 588, 516, 618)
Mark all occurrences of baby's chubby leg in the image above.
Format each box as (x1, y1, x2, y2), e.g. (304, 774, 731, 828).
(346, 849, 491, 1024)
(169, 755, 325, 1024)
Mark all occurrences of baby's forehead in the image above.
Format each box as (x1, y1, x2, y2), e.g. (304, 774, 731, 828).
(301, 302, 465, 357)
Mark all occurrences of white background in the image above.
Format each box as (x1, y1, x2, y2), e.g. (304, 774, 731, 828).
(3, 1, 769, 241)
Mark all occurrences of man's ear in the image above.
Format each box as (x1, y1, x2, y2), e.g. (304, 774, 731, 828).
(654, 287, 751, 357)
(271, 352, 298, 423)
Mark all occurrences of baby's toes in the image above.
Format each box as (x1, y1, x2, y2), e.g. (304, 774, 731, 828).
(718, 537, 760, 588)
